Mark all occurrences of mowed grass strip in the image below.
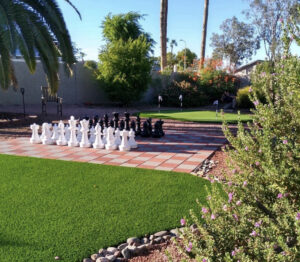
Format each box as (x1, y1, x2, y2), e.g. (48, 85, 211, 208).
(139, 110, 252, 123)
(0, 154, 211, 261)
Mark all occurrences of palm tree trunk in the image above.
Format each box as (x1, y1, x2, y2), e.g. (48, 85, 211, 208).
(160, 0, 168, 72)
(200, 0, 209, 70)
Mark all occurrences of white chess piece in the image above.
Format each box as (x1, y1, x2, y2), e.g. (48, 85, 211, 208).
(93, 123, 105, 149)
(79, 119, 91, 148)
(102, 126, 108, 144)
(89, 126, 96, 144)
(77, 124, 82, 142)
(119, 130, 131, 151)
(41, 123, 53, 145)
(30, 123, 41, 144)
(105, 126, 117, 150)
(128, 128, 138, 149)
(56, 121, 67, 146)
(68, 116, 79, 147)
(114, 128, 121, 146)
(65, 125, 70, 142)
(51, 124, 59, 143)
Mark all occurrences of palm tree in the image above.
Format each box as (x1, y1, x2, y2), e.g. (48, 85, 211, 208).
(200, 0, 209, 70)
(160, 0, 168, 71)
(0, 0, 80, 92)
(170, 39, 177, 56)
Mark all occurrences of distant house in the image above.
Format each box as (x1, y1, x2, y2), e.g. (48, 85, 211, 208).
(235, 60, 263, 87)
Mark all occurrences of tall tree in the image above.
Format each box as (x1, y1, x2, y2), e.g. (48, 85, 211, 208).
(200, 0, 209, 70)
(160, 0, 168, 71)
(210, 16, 260, 68)
(170, 39, 177, 56)
(176, 48, 197, 68)
(244, 0, 298, 62)
(0, 0, 80, 92)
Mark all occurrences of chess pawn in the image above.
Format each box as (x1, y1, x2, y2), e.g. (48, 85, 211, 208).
(42, 123, 53, 145)
(105, 126, 117, 150)
(128, 129, 138, 149)
(56, 121, 67, 146)
(119, 130, 131, 151)
(89, 126, 96, 144)
(65, 124, 70, 142)
(51, 124, 59, 143)
(93, 123, 105, 149)
(68, 116, 79, 147)
(30, 123, 41, 144)
(114, 128, 122, 146)
(79, 119, 91, 148)
(102, 126, 107, 144)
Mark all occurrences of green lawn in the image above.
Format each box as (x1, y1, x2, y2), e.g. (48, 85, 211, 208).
(0, 154, 212, 261)
(139, 110, 252, 123)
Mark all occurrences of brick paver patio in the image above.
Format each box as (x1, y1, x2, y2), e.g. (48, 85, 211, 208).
(0, 122, 228, 173)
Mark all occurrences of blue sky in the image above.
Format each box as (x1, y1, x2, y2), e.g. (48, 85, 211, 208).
(57, 0, 298, 64)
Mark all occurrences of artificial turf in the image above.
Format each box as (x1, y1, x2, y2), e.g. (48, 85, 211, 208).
(139, 110, 252, 123)
(0, 154, 212, 261)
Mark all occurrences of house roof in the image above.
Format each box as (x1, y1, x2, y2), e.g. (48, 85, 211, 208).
(235, 60, 263, 73)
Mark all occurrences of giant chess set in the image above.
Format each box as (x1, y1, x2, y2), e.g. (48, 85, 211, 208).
(29, 113, 164, 152)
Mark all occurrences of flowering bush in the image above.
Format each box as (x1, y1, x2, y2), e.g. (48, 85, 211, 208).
(177, 55, 300, 261)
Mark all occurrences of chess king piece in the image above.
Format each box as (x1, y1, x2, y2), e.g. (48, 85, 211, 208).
(56, 120, 67, 146)
(79, 119, 91, 148)
(105, 126, 117, 150)
(68, 116, 79, 147)
(51, 124, 59, 143)
(93, 123, 105, 149)
(119, 129, 131, 151)
(113, 112, 119, 129)
(89, 125, 96, 144)
(124, 112, 130, 131)
(136, 115, 141, 136)
(41, 123, 53, 145)
(128, 129, 138, 148)
(30, 123, 41, 144)
(114, 128, 122, 146)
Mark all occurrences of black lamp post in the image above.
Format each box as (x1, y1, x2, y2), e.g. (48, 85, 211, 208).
(20, 88, 25, 117)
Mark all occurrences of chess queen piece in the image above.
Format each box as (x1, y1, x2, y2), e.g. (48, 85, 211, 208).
(119, 129, 131, 151)
(56, 121, 67, 146)
(68, 116, 79, 147)
(105, 126, 117, 150)
(41, 123, 53, 145)
(79, 119, 91, 148)
(30, 123, 41, 144)
(51, 124, 59, 143)
(93, 123, 105, 149)
(114, 128, 122, 146)
(128, 129, 138, 149)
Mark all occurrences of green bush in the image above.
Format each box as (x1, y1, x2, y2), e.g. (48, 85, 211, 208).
(236, 86, 253, 108)
(178, 55, 300, 261)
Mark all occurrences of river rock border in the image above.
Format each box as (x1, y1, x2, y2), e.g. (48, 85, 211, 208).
(82, 228, 181, 262)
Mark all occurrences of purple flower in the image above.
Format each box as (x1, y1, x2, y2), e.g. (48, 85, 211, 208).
(258, 149, 262, 153)
(202, 207, 208, 214)
(223, 205, 228, 211)
(243, 181, 248, 187)
(281, 251, 286, 256)
(202, 259, 207, 262)
(283, 139, 288, 144)
(236, 200, 242, 206)
(254, 220, 262, 227)
(277, 193, 283, 199)
(249, 87, 253, 92)
(253, 100, 259, 106)
(232, 169, 237, 174)
(250, 230, 258, 237)
(255, 161, 260, 166)
(211, 214, 216, 220)
(228, 181, 233, 186)
(279, 17, 283, 23)
(296, 212, 300, 220)
(233, 214, 239, 221)
(186, 242, 192, 252)
(231, 250, 236, 256)
(245, 146, 249, 151)
(228, 192, 234, 203)
(180, 218, 186, 226)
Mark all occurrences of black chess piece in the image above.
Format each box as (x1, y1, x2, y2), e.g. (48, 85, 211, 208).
(147, 118, 153, 136)
(158, 119, 165, 137)
(124, 112, 130, 131)
(93, 115, 99, 126)
(109, 119, 114, 128)
(84, 115, 89, 121)
(89, 119, 93, 129)
(136, 115, 141, 136)
(113, 112, 119, 129)
(130, 120, 136, 132)
(99, 118, 104, 131)
(141, 120, 150, 137)
(104, 114, 109, 128)
(152, 121, 161, 138)
(120, 119, 125, 130)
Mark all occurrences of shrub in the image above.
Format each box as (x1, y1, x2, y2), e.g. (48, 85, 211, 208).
(236, 86, 253, 108)
(177, 55, 300, 261)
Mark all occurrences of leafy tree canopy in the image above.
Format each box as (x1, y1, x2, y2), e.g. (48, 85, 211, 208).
(176, 48, 197, 68)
